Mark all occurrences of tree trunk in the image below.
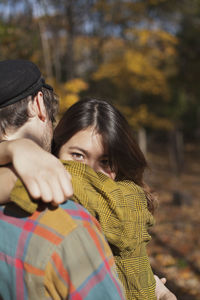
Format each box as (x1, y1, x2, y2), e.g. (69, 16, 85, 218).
(168, 128, 186, 205)
(65, 0, 75, 80)
(138, 127, 147, 157)
(38, 19, 53, 79)
(53, 44, 62, 83)
(168, 128, 184, 177)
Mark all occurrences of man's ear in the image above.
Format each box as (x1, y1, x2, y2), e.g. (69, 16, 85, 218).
(28, 91, 47, 122)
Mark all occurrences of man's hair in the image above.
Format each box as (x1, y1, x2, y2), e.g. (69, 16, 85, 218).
(0, 87, 59, 136)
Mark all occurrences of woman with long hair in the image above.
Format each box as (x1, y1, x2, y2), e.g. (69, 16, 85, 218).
(52, 97, 157, 299)
(53, 97, 156, 213)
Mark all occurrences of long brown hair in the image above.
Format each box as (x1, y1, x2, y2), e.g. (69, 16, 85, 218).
(53, 97, 156, 213)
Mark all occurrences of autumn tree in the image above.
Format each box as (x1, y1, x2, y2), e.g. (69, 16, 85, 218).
(0, 0, 199, 151)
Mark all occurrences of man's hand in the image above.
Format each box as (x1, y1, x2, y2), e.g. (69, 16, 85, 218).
(3, 139, 73, 205)
(154, 275, 177, 300)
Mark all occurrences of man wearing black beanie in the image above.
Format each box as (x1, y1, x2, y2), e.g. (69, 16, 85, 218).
(0, 59, 73, 203)
(0, 60, 126, 300)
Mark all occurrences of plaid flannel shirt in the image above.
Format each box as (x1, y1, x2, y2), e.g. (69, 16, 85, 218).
(10, 160, 156, 300)
(0, 200, 125, 300)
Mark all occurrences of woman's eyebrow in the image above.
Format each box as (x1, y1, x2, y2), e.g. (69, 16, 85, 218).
(68, 146, 89, 156)
(101, 154, 108, 158)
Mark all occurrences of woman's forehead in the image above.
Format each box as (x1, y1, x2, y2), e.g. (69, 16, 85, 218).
(62, 126, 107, 154)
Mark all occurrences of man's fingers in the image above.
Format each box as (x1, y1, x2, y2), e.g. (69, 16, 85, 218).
(36, 179, 53, 203)
(23, 168, 73, 206)
(47, 176, 65, 205)
(59, 170, 73, 200)
(23, 178, 41, 199)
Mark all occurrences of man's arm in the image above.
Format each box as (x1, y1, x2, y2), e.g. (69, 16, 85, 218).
(0, 139, 73, 205)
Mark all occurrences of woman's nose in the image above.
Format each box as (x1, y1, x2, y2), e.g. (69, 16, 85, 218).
(93, 165, 102, 173)
(86, 160, 102, 173)
(86, 159, 97, 171)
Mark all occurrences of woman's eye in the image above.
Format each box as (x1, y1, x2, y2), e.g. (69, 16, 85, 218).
(71, 153, 84, 161)
(100, 159, 110, 167)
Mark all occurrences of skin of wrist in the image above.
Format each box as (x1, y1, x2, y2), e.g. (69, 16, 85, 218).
(7, 138, 32, 161)
(0, 140, 14, 165)
(6, 140, 19, 163)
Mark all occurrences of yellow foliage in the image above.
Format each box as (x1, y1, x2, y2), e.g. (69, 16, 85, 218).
(75, 36, 100, 57)
(93, 47, 170, 98)
(127, 28, 177, 45)
(93, 62, 120, 80)
(125, 51, 145, 74)
(54, 78, 88, 115)
(101, 37, 125, 54)
(118, 104, 173, 130)
(59, 94, 79, 112)
(93, 27, 178, 100)
(63, 78, 88, 94)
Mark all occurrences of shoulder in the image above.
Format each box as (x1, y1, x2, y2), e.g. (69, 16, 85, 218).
(25, 202, 104, 286)
(60, 200, 101, 229)
(1, 201, 120, 299)
(43, 204, 125, 300)
(31, 200, 100, 240)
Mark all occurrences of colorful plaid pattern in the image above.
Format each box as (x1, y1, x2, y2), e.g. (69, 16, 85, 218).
(0, 200, 125, 300)
(10, 160, 156, 300)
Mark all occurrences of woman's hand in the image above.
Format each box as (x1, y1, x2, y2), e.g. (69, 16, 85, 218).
(154, 275, 177, 300)
(0, 138, 73, 206)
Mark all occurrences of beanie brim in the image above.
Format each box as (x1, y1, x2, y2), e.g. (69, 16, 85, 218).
(0, 77, 53, 108)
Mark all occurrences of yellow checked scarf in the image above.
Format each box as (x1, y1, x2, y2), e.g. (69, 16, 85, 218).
(10, 160, 156, 300)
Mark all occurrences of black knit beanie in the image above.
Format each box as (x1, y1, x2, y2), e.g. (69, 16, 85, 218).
(0, 59, 53, 108)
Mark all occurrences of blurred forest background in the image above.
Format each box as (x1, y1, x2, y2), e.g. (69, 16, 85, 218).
(0, 0, 200, 298)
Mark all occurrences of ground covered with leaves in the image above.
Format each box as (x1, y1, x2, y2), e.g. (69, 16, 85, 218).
(147, 144, 200, 300)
